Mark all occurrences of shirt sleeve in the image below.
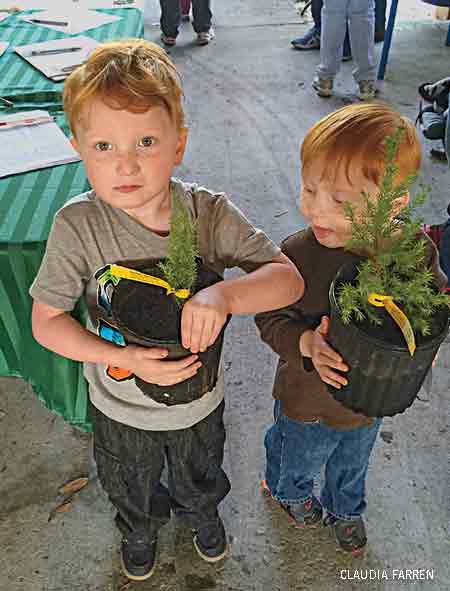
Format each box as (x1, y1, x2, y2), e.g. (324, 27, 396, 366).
(255, 237, 312, 366)
(203, 192, 281, 272)
(29, 209, 90, 311)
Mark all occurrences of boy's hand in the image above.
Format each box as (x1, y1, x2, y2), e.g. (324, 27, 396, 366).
(299, 316, 348, 389)
(123, 345, 202, 386)
(181, 285, 230, 353)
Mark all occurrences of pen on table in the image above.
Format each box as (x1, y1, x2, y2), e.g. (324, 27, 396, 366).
(31, 47, 81, 57)
(0, 96, 13, 107)
(29, 19, 69, 26)
(0, 116, 54, 130)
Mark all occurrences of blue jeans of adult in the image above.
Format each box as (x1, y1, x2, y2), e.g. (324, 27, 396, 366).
(317, 0, 376, 83)
(265, 401, 382, 520)
(160, 0, 212, 37)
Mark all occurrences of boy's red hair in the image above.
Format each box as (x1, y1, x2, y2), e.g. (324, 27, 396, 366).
(301, 103, 422, 185)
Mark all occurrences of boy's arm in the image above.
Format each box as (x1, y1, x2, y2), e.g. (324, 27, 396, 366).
(181, 253, 304, 353)
(32, 301, 202, 386)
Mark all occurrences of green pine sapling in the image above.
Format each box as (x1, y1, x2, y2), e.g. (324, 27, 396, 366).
(338, 128, 449, 337)
(158, 190, 198, 305)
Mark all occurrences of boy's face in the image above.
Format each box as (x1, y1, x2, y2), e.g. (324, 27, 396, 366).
(71, 98, 187, 220)
(300, 155, 380, 249)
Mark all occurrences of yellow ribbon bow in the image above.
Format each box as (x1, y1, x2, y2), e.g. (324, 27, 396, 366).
(110, 265, 191, 300)
(368, 293, 416, 355)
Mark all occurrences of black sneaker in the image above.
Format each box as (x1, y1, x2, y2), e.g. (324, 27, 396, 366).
(324, 514, 367, 556)
(120, 533, 157, 581)
(193, 517, 228, 562)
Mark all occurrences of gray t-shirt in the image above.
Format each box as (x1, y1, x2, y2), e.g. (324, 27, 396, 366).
(30, 178, 280, 430)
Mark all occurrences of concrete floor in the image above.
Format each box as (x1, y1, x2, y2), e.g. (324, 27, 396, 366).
(1, 1, 450, 590)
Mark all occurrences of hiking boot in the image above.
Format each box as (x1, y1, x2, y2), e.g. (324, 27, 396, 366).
(120, 533, 157, 581)
(284, 496, 323, 528)
(161, 33, 177, 47)
(358, 80, 377, 101)
(324, 514, 367, 556)
(196, 29, 215, 46)
(291, 26, 320, 50)
(193, 517, 228, 562)
(312, 75, 333, 98)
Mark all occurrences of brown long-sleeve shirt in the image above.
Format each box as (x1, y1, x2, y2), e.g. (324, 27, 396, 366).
(255, 227, 447, 430)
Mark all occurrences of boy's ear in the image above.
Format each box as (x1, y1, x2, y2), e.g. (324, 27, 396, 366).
(392, 191, 410, 217)
(175, 126, 188, 165)
(70, 136, 80, 155)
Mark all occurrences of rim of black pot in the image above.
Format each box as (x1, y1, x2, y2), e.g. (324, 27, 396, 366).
(329, 267, 450, 354)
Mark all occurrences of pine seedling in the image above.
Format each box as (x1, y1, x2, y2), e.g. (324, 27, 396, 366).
(338, 128, 449, 336)
(158, 191, 198, 305)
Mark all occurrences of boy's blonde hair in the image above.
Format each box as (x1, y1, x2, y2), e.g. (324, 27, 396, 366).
(301, 103, 422, 186)
(63, 39, 184, 137)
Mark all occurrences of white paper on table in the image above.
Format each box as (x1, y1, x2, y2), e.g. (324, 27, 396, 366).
(0, 110, 80, 178)
(18, 7, 122, 35)
(15, 36, 99, 80)
(0, 41, 8, 56)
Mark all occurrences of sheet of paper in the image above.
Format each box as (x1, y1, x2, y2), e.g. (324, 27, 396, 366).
(0, 12, 11, 23)
(15, 36, 99, 80)
(0, 1, 143, 8)
(18, 7, 122, 35)
(0, 110, 80, 178)
(0, 41, 8, 56)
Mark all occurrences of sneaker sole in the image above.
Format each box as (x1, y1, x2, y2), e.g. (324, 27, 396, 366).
(120, 554, 156, 582)
(193, 536, 228, 563)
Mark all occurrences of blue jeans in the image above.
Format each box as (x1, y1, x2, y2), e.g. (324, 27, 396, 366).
(317, 0, 376, 82)
(265, 401, 381, 520)
(160, 0, 212, 37)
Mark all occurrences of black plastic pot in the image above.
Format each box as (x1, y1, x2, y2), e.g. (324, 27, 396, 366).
(110, 261, 229, 406)
(327, 263, 450, 417)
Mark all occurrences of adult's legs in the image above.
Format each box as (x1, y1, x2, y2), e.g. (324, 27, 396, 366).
(316, 0, 349, 80)
(160, 0, 181, 38)
(348, 0, 376, 82)
(191, 0, 212, 34)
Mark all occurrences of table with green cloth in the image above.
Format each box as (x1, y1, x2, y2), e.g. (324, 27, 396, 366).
(0, 8, 144, 432)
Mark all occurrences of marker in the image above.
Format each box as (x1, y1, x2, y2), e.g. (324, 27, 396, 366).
(31, 47, 81, 56)
(0, 116, 54, 130)
(60, 63, 84, 72)
(29, 19, 69, 26)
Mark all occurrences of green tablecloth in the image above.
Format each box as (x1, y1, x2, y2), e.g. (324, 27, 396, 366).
(0, 8, 144, 431)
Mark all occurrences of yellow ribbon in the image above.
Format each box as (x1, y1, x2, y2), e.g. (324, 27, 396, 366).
(110, 265, 191, 300)
(368, 293, 416, 355)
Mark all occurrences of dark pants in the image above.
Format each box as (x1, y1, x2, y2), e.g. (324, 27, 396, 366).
(312, 0, 386, 34)
(93, 401, 230, 539)
(160, 0, 212, 37)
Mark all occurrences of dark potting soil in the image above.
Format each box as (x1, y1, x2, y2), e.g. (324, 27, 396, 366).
(335, 282, 449, 349)
(111, 264, 222, 342)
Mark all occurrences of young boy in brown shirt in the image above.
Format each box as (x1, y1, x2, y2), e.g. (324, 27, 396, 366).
(29, 40, 304, 581)
(255, 103, 446, 555)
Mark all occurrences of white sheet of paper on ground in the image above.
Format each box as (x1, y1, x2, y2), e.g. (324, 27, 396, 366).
(0, 12, 11, 23)
(0, 0, 143, 8)
(15, 36, 99, 81)
(18, 8, 122, 35)
(0, 110, 80, 178)
(0, 41, 8, 56)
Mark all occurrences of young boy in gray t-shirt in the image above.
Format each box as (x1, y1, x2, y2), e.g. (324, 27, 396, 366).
(29, 40, 304, 581)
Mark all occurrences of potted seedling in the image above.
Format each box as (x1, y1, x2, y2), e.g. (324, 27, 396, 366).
(96, 190, 229, 405)
(327, 130, 450, 417)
